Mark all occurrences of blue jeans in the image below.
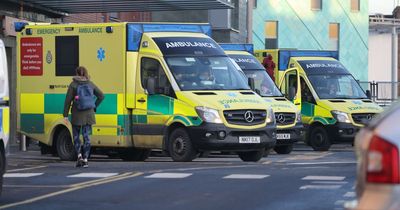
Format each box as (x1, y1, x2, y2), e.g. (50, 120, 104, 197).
(72, 125, 91, 159)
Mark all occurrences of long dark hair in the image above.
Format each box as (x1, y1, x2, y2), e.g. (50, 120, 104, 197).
(75, 66, 90, 79)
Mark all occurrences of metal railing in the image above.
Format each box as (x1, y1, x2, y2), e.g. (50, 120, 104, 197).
(359, 81, 400, 106)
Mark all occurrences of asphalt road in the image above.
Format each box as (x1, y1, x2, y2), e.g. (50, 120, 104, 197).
(0, 144, 356, 210)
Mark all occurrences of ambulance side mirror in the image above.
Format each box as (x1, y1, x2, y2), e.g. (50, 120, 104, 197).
(146, 77, 156, 95)
(365, 90, 371, 99)
(248, 78, 255, 90)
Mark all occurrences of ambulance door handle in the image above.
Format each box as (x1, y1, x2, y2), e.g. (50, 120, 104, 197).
(295, 103, 300, 105)
(137, 98, 146, 103)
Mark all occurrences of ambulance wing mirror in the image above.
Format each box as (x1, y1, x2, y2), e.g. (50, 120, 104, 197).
(146, 77, 156, 95)
(248, 77, 255, 90)
(365, 90, 371, 99)
(288, 86, 296, 101)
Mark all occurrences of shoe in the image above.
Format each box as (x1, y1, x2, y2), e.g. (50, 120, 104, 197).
(75, 156, 83, 167)
(82, 159, 88, 168)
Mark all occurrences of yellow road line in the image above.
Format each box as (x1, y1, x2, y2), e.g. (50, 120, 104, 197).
(0, 172, 143, 209)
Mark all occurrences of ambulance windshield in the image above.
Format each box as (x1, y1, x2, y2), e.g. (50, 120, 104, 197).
(308, 74, 367, 99)
(165, 56, 250, 91)
(242, 69, 282, 97)
(228, 54, 282, 97)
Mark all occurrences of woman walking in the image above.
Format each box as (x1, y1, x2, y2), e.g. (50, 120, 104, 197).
(63, 66, 104, 168)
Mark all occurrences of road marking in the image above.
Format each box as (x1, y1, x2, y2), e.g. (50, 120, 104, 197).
(4, 173, 43, 178)
(4, 184, 69, 188)
(312, 181, 348, 184)
(145, 173, 192, 179)
(335, 200, 346, 205)
(0, 172, 143, 209)
(302, 176, 345, 181)
(7, 165, 47, 172)
(343, 191, 356, 197)
(288, 161, 356, 165)
(67, 173, 118, 178)
(300, 185, 342, 190)
(223, 174, 270, 179)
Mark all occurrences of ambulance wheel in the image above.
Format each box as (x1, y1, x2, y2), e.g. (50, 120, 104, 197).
(56, 129, 77, 161)
(309, 126, 331, 151)
(274, 145, 293, 154)
(120, 148, 151, 161)
(238, 149, 264, 162)
(169, 128, 197, 162)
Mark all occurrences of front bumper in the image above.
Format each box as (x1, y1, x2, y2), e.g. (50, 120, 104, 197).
(187, 122, 276, 152)
(326, 122, 362, 142)
(276, 122, 305, 146)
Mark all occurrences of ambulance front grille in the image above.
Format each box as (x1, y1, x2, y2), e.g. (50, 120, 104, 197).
(274, 112, 296, 126)
(223, 109, 266, 126)
(351, 113, 376, 125)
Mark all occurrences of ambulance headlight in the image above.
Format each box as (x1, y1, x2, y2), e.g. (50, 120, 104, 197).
(296, 110, 302, 122)
(331, 110, 351, 123)
(266, 107, 275, 124)
(195, 107, 223, 124)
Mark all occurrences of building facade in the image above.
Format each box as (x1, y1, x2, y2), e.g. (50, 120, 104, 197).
(151, 0, 250, 43)
(253, 0, 369, 81)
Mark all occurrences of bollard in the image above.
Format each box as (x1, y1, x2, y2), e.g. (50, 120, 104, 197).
(21, 134, 27, 151)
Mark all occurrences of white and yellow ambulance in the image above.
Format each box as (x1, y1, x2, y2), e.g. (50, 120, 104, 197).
(255, 50, 383, 151)
(0, 39, 9, 195)
(221, 44, 303, 154)
(15, 22, 276, 162)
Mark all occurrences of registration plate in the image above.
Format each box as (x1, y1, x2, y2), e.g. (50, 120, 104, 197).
(276, 133, 291, 140)
(239, 136, 261, 143)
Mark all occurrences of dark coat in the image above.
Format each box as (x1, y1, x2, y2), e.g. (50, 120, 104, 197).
(63, 76, 104, 126)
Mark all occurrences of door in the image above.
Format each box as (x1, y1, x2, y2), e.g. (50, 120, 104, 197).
(0, 42, 9, 148)
(133, 56, 175, 148)
(279, 68, 301, 110)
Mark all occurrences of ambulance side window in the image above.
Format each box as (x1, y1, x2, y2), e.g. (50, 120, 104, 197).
(141, 57, 175, 98)
(55, 36, 79, 76)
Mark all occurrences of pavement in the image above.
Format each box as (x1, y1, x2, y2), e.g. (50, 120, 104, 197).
(0, 143, 357, 210)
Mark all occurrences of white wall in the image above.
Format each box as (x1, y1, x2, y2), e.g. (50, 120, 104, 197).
(368, 32, 392, 82)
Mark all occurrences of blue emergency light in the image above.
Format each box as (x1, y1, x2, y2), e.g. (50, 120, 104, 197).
(219, 43, 254, 54)
(278, 50, 339, 70)
(127, 23, 212, 51)
(14, 22, 28, 32)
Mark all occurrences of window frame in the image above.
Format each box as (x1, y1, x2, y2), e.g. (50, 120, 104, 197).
(310, 0, 322, 11)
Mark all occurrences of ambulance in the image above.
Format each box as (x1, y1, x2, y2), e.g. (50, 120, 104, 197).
(15, 22, 276, 162)
(0, 39, 9, 195)
(255, 49, 383, 151)
(220, 44, 303, 154)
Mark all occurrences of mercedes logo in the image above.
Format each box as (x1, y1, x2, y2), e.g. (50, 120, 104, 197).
(277, 114, 285, 123)
(366, 114, 372, 121)
(244, 111, 255, 123)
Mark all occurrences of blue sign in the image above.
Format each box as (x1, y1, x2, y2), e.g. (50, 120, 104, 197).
(97, 48, 105, 61)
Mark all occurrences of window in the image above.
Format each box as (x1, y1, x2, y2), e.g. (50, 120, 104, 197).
(264, 21, 278, 49)
(141, 57, 174, 97)
(254, 0, 258, 8)
(351, 0, 360, 12)
(329, 23, 339, 50)
(56, 36, 79, 76)
(311, 0, 322, 10)
(230, 0, 239, 30)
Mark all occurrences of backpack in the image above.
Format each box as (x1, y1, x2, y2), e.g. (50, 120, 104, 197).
(75, 83, 96, 111)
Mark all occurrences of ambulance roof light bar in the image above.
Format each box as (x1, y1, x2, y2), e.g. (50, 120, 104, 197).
(219, 44, 254, 54)
(278, 50, 339, 70)
(127, 23, 212, 51)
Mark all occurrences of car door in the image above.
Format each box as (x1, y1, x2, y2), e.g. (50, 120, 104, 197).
(278, 68, 301, 110)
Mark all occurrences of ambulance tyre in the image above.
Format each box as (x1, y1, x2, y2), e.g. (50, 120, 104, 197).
(56, 129, 77, 161)
(309, 126, 331, 151)
(168, 128, 197, 162)
(274, 145, 293, 154)
(120, 148, 151, 161)
(238, 149, 264, 162)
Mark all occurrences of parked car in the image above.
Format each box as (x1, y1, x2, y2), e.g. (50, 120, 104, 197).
(353, 102, 400, 210)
